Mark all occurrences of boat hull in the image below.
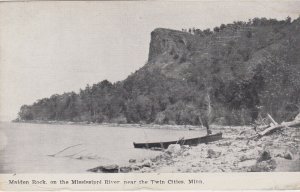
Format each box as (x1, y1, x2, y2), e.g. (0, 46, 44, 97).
(133, 132, 222, 149)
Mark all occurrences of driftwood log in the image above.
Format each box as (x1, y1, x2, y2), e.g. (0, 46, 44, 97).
(258, 120, 300, 137)
(249, 113, 300, 139)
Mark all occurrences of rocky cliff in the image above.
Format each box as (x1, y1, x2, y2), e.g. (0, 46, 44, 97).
(148, 28, 194, 63)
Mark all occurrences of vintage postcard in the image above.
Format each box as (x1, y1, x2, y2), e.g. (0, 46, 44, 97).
(0, 1, 300, 191)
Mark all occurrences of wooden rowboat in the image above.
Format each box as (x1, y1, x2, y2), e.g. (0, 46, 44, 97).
(133, 132, 222, 149)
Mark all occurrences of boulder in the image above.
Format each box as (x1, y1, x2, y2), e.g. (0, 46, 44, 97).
(119, 166, 132, 173)
(257, 150, 271, 162)
(165, 144, 182, 155)
(207, 149, 221, 158)
(274, 150, 293, 160)
(101, 164, 119, 173)
(284, 151, 293, 160)
(142, 160, 152, 167)
(137, 160, 153, 168)
(274, 149, 286, 158)
(87, 164, 119, 173)
(130, 165, 140, 171)
(129, 159, 136, 163)
(182, 151, 190, 156)
(140, 167, 152, 173)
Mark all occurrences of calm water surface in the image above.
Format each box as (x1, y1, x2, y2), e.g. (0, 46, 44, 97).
(0, 122, 205, 173)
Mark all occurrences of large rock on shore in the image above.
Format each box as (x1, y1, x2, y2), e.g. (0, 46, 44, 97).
(87, 164, 119, 173)
(207, 149, 221, 158)
(165, 144, 182, 155)
(257, 150, 272, 162)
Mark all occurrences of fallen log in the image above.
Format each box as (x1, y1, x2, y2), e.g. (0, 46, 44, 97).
(258, 120, 300, 137)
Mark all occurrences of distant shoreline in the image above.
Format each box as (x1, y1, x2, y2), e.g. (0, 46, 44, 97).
(11, 119, 239, 131)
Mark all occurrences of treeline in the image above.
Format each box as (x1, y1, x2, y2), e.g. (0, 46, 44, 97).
(18, 69, 212, 125)
(182, 17, 293, 36)
(17, 17, 300, 125)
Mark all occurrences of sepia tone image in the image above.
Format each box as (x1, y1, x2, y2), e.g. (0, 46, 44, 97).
(0, 1, 300, 174)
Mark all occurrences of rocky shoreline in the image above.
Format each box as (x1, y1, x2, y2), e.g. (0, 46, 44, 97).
(88, 126, 300, 173)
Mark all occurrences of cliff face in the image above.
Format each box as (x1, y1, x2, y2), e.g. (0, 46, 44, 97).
(148, 28, 194, 63)
(146, 29, 193, 79)
(17, 17, 300, 125)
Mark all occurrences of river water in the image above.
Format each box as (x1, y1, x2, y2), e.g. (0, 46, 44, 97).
(0, 122, 205, 173)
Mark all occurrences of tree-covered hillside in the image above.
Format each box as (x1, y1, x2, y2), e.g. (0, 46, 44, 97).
(17, 17, 300, 125)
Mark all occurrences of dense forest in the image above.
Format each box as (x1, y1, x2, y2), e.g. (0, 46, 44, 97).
(17, 17, 300, 125)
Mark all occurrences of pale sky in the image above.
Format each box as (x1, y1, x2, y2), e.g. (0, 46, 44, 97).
(0, 1, 299, 121)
